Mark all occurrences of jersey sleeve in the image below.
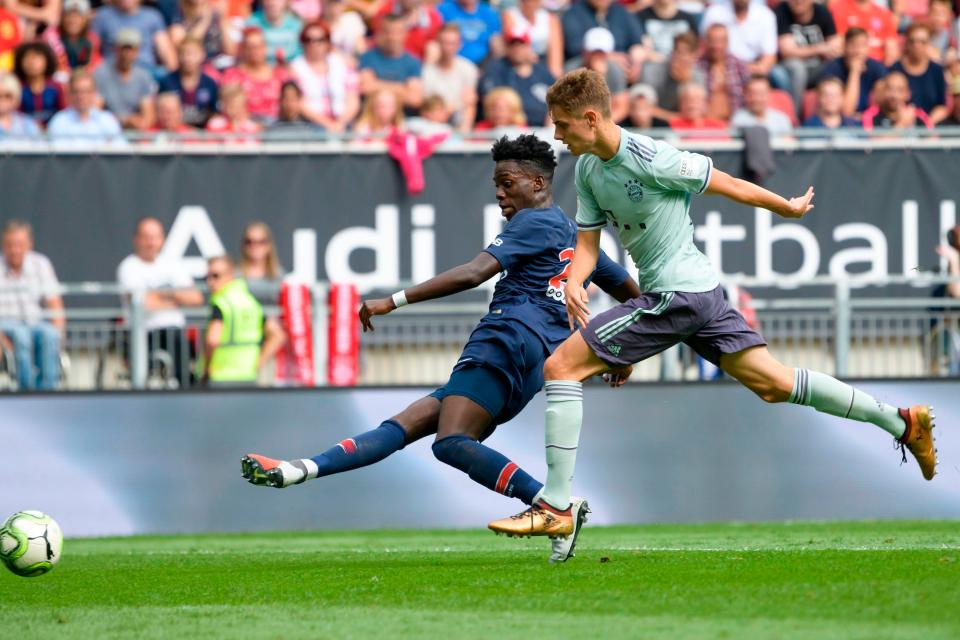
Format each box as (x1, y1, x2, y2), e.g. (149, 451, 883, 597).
(209, 304, 224, 321)
(483, 214, 545, 272)
(649, 142, 713, 195)
(574, 158, 606, 231)
(589, 250, 631, 294)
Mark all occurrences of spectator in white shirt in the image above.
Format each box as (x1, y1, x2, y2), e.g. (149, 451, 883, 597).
(700, 0, 778, 80)
(117, 217, 203, 388)
(731, 75, 794, 136)
(0, 220, 64, 390)
(48, 70, 126, 147)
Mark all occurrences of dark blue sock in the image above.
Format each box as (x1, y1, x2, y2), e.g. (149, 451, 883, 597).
(432, 435, 543, 505)
(310, 420, 406, 478)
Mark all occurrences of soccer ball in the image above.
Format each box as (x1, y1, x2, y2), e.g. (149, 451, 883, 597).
(0, 511, 63, 577)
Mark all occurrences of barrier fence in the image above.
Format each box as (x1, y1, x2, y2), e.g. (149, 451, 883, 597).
(1, 275, 958, 392)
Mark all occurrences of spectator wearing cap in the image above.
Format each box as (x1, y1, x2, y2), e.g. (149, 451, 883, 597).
(13, 42, 66, 127)
(731, 75, 794, 136)
(802, 76, 860, 128)
(479, 26, 555, 126)
(48, 69, 125, 145)
(267, 80, 322, 136)
(90, 0, 177, 73)
(636, 0, 697, 87)
(649, 31, 703, 120)
(360, 15, 424, 110)
(938, 76, 960, 126)
(619, 84, 670, 129)
(829, 0, 898, 66)
(291, 22, 360, 133)
(890, 24, 948, 125)
(669, 82, 726, 131)
(564, 28, 629, 123)
(422, 23, 478, 132)
(223, 27, 290, 123)
(93, 28, 158, 130)
(561, 0, 644, 80)
(474, 86, 526, 130)
(437, 0, 502, 66)
(206, 82, 262, 140)
(502, 0, 563, 78)
(819, 27, 887, 117)
(158, 36, 219, 128)
(698, 23, 748, 122)
(374, 0, 443, 62)
(42, 0, 102, 85)
(861, 72, 933, 130)
(775, 0, 840, 109)
(247, 0, 303, 64)
(0, 72, 40, 140)
(700, 0, 778, 83)
(168, 0, 236, 67)
(0, 220, 64, 391)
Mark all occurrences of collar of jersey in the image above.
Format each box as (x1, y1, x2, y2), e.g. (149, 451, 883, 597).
(601, 127, 629, 169)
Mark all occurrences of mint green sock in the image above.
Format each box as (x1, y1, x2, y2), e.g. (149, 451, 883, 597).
(789, 369, 905, 438)
(540, 381, 583, 510)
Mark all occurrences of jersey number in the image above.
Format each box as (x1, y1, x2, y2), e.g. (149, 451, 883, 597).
(547, 248, 575, 302)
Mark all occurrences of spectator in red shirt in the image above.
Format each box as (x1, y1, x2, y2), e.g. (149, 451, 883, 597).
(152, 92, 195, 135)
(669, 82, 728, 132)
(42, 0, 102, 85)
(375, 0, 443, 61)
(829, 0, 898, 65)
(206, 82, 263, 140)
(474, 85, 527, 130)
(353, 86, 404, 135)
(862, 71, 934, 130)
(698, 23, 748, 121)
(222, 27, 289, 123)
(13, 42, 66, 127)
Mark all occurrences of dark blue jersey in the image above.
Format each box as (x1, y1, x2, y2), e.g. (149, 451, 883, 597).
(482, 205, 630, 350)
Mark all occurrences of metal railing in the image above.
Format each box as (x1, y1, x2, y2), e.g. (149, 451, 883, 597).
(0, 276, 958, 392)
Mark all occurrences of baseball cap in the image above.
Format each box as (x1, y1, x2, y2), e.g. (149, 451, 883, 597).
(63, 0, 91, 14)
(629, 83, 658, 104)
(116, 28, 142, 48)
(505, 27, 531, 45)
(583, 27, 614, 54)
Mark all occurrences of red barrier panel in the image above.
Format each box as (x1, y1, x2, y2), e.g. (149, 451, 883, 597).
(328, 283, 359, 386)
(276, 281, 315, 386)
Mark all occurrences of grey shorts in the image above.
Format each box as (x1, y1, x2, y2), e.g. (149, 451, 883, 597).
(581, 285, 766, 368)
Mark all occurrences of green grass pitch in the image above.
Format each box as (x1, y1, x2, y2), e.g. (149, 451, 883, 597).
(1, 521, 958, 639)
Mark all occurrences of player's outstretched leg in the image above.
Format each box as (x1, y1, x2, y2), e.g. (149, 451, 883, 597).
(431, 395, 545, 507)
(241, 397, 439, 488)
(549, 497, 591, 563)
(720, 347, 938, 479)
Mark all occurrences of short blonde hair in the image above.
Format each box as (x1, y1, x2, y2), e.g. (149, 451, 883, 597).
(483, 87, 526, 126)
(0, 72, 20, 98)
(545, 69, 611, 119)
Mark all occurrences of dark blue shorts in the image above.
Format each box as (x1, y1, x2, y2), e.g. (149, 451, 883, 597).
(582, 285, 766, 368)
(430, 319, 548, 434)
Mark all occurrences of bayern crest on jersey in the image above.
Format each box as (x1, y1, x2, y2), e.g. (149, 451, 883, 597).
(624, 179, 643, 202)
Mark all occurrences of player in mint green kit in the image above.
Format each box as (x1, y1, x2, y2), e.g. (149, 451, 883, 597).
(488, 69, 938, 555)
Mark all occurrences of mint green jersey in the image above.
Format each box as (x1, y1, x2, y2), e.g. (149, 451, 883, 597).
(575, 128, 719, 293)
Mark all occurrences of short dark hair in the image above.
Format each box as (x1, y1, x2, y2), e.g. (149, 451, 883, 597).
(280, 80, 302, 97)
(13, 42, 57, 82)
(845, 27, 868, 43)
(491, 134, 557, 181)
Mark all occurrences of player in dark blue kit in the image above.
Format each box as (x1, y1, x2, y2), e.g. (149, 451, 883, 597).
(241, 135, 640, 561)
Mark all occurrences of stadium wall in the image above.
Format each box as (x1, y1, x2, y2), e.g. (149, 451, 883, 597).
(2, 148, 957, 293)
(3, 381, 958, 537)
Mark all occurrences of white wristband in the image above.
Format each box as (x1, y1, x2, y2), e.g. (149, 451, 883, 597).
(391, 290, 408, 308)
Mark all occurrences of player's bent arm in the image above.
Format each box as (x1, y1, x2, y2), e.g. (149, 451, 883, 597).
(568, 230, 603, 288)
(603, 276, 642, 304)
(705, 169, 814, 219)
(359, 252, 502, 331)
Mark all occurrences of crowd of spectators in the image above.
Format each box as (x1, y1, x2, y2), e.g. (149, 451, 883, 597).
(0, 0, 959, 142)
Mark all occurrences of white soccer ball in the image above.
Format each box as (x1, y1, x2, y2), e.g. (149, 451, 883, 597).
(0, 511, 63, 577)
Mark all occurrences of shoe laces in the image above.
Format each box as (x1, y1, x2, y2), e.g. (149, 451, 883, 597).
(511, 505, 545, 521)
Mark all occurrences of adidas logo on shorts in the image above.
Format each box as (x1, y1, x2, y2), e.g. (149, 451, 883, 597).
(607, 344, 622, 356)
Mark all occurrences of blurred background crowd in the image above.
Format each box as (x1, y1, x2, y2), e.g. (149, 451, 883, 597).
(0, 0, 959, 142)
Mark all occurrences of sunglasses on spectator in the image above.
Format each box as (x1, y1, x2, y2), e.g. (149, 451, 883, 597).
(304, 36, 327, 43)
(907, 38, 929, 44)
(244, 237, 268, 245)
(206, 271, 227, 280)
